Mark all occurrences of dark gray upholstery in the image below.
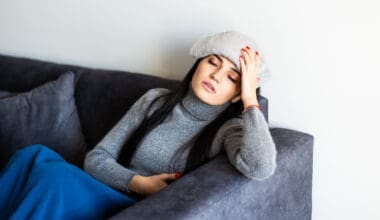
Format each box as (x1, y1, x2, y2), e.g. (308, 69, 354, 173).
(0, 53, 313, 220)
(0, 72, 87, 170)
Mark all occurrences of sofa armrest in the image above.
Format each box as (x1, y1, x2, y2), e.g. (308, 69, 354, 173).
(109, 127, 314, 220)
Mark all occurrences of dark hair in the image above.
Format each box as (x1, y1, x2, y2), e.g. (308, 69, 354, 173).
(117, 56, 261, 174)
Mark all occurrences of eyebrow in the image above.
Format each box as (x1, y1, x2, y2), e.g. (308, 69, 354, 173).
(213, 54, 241, 75)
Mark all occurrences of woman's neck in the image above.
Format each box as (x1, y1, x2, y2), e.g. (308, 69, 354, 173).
(180, 86, 229, 121)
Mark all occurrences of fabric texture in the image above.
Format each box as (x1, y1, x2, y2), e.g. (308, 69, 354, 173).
(0, 72, 87, 170)
(189, 30, 272, 88)
(84, 86, 277, 197)
(0, 53, 313, 220)
(0, 144, 136, 220)
(0, 90, 15, 99)
(110, 128, 314, 220)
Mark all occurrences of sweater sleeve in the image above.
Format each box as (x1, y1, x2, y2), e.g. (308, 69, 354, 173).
(84, 88, 170, 192)
(210, 106, 277, 180)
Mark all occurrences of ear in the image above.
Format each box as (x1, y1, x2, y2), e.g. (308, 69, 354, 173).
(230, 94, 241, 103)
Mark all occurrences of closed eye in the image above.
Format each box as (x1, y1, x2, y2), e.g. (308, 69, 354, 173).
(208, 60, 216, 66)
(209, 60, 238, 83)
(229, 76, 238, 83)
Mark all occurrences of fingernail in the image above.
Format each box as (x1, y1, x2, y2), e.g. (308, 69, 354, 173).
(246, 45, 250, 49)
(175, 173, 182, 178)
(255, 51, 259, 55)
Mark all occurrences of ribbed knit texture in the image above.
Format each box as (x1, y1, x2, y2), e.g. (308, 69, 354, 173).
(84, 86, 277, 193)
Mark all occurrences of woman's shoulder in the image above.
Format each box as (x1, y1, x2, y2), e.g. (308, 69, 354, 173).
(213, 117, 244, 142)
(142, 87, 172, 116)
(144, 87, 172, 97)
(136, 87, 172, 105)
(216, 107, 268, 136)
(214, 117, 244, 140)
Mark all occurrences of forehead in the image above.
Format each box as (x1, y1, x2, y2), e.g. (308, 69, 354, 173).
(208, 54, 240, 75)
(209, 54, 236, 67)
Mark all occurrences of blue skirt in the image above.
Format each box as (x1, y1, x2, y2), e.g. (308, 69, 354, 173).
(0, 144, 137, 220)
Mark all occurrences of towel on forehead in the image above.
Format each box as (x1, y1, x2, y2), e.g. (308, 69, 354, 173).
(190, 30, 272, 88)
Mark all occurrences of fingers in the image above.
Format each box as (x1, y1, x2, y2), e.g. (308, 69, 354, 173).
(239, 53, 246, 72)
(159, 173, 175, 181)
(241, 46, 254, 62)
(159, 172, 181, 181)
(174, 172, 182, 178)
(240, 46, 261, 76)
(240, 47, 249, 72)
(253, 51, 260, 69)
(241, 47, 260, 64)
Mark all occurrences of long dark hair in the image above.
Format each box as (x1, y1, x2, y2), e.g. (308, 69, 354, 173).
(117, 56, 261, 174)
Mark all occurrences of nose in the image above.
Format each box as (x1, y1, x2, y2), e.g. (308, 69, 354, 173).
(210, 70, 222, 84)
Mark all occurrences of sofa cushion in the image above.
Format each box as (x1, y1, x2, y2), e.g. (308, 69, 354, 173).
(0, 72, 87, 170)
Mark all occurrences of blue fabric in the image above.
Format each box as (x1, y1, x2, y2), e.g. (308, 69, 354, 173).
(0, 72, 88, 170)
(0, 144, 136, 220)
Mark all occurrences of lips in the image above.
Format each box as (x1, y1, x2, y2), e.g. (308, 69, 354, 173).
(202, 81, 215, 93)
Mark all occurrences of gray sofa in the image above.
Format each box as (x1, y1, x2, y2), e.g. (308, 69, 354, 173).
(0, 54, 313, 220)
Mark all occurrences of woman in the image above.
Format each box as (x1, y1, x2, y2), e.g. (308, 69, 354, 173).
(0, 30, 277, 219)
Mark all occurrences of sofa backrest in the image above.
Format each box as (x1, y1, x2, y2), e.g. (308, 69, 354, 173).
(0, 54, 268, 150)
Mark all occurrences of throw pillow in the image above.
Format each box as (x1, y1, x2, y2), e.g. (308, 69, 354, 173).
(0, 72, 87, 170)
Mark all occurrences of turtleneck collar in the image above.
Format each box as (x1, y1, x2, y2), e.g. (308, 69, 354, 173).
(180, 85, 230, 121)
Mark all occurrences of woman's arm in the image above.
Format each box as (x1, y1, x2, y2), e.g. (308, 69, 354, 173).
(84, 88, 170, 192)
(210, 106, 277, 180)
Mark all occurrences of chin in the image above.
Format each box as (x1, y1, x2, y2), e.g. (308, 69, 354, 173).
(193, 86, 215, 105)
(200, 93, 230, 106)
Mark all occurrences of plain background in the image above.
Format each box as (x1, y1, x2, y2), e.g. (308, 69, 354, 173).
(0, 0, 379, 219)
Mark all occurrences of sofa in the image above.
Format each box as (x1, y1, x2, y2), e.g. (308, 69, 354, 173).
(0, 53, 314, 220)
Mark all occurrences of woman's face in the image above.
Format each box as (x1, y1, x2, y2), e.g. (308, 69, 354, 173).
(191, 54, 241, 105)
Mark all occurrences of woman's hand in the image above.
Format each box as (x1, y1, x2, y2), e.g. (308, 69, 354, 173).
(128, 173, 181, 196)
(239, 46, 261, 108)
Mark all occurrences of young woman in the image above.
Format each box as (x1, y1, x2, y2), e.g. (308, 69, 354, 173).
(0, 30, 277, 219)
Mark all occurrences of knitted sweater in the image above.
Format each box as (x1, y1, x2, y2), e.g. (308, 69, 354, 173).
(84, 86, 277, 193)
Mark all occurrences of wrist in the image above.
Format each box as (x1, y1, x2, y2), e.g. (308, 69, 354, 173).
(242, 102, 262, 113)
(242, 98, 260, 109)
(241, 93, 257, 104)
(127, 175, 145, 193)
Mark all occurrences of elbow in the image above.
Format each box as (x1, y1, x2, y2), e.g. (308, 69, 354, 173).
(247, 162, 276, 181)
(83, 150, 96, 174)
(83, 147, 114, 178)
(249, 143, 278, 180)
(246, 158, 277, 181)
(83, 153, 91, 173)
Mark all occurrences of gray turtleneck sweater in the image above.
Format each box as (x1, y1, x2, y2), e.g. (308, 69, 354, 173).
(84, 86, 277, 194)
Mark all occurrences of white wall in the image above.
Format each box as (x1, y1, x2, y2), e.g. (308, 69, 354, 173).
(1, 0, 379, 219)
